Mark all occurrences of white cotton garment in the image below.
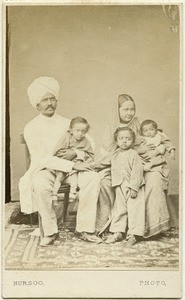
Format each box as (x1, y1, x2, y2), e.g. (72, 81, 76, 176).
(19, 114, 73, 214)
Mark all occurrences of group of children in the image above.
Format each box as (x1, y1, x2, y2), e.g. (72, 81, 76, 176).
(50, 115, 175, 245)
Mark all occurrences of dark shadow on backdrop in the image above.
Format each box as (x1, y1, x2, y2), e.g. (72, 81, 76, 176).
(5, 7, 11, 203)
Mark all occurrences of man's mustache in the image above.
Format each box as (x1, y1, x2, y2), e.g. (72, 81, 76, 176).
(46, 105, 55, 110)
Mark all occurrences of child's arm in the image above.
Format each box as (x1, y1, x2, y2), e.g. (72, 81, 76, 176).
(55, 134, 78, 160)
(94, 143, 118, 171)
(73, 139, 95, 163)
(56, 148, 77, 161)
(57, 139, 94, 162)
(72, 134, 95, 163)
(94, 151, 112, 171)
(160, 132, 176, 160)
(128, 151, 144, 198)
(83, 141, 95, 162)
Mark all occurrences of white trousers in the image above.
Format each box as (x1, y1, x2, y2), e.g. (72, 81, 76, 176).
(52, 171, 78, 195)
(31, 169, 100, 236)
(109, 181, 145, 237)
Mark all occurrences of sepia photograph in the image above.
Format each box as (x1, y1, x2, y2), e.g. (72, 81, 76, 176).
(3, 1, 182, 298)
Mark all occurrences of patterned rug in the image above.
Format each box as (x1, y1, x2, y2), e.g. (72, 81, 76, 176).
(4, 227, 179, 270)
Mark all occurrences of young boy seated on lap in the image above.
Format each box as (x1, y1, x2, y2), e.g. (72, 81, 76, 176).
(51, 117, 94, 204)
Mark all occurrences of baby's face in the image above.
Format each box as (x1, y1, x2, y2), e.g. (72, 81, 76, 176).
(70, 123, 88, 141)
(142, 124, 156, 138)
(116, 130, 134, 150)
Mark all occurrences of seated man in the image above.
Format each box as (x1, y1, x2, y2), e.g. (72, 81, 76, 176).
(19, 76, 101, 246)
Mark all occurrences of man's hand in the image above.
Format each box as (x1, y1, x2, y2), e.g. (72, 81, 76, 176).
(73, 162, 94, 172)
(130, 189, 138, 198)
(56, 149, 77, 160)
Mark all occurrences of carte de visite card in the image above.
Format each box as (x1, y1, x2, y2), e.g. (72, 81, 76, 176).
(2, 1, 182, 298)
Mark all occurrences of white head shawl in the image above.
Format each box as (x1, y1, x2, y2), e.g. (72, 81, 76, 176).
(27, 77, 60, 108)
(101, 94, 140, 151)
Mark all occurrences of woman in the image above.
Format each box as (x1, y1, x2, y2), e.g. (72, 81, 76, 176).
(95, 93, 170, 242)
(95, 94, 141, 240)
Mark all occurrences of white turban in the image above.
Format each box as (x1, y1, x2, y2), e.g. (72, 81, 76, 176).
(27, 77, 60, 108)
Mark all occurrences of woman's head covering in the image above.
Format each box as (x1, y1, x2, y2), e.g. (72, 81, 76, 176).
(27, 77, 60, 108)
(110, 94, 136, 134)
(118, 94, 135, 109)
(101, 94, 140, 152)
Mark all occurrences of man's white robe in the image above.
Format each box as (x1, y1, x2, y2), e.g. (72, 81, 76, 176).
(19, 113, 100, 234)
(19, 113, 82, 214)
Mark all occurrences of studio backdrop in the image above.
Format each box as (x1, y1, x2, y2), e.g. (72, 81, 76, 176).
(7, 5, 179, 201)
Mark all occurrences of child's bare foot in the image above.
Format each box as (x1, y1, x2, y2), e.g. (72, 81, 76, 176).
(126, 235, 137, 247)
(105, 232, 123, 244)
(79, 232, 102, 243)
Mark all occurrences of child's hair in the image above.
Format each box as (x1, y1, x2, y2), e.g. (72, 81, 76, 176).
(118, 94, 135, 109)
(70, 117, 90, 131)
(114, 127, 136, 144)
(140, 119, 158, 134)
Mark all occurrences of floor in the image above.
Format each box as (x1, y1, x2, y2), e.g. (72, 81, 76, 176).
(4, 202, 179, 271)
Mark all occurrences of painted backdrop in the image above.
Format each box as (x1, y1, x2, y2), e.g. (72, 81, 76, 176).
(8, 5, 179, 200)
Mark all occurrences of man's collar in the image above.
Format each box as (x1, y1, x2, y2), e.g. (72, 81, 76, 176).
(39, 113, 57, 120)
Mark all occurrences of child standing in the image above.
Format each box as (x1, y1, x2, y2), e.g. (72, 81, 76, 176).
(52, 117, 94, 204)
(105, 127, 145, 246)
(138, 119, 175, 172)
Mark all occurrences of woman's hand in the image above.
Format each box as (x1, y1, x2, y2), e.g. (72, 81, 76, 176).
(137, 143, 156, 155)
(140, 151, 154, 161)
(140, 144, 157, 161)
(56, 149, 77, 160)
(73, 162, 95, 172)
(169, 149, 176, 161)
(155, 145, 166, 155)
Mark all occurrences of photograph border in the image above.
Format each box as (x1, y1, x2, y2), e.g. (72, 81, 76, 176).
(2, 1, 183, 298)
